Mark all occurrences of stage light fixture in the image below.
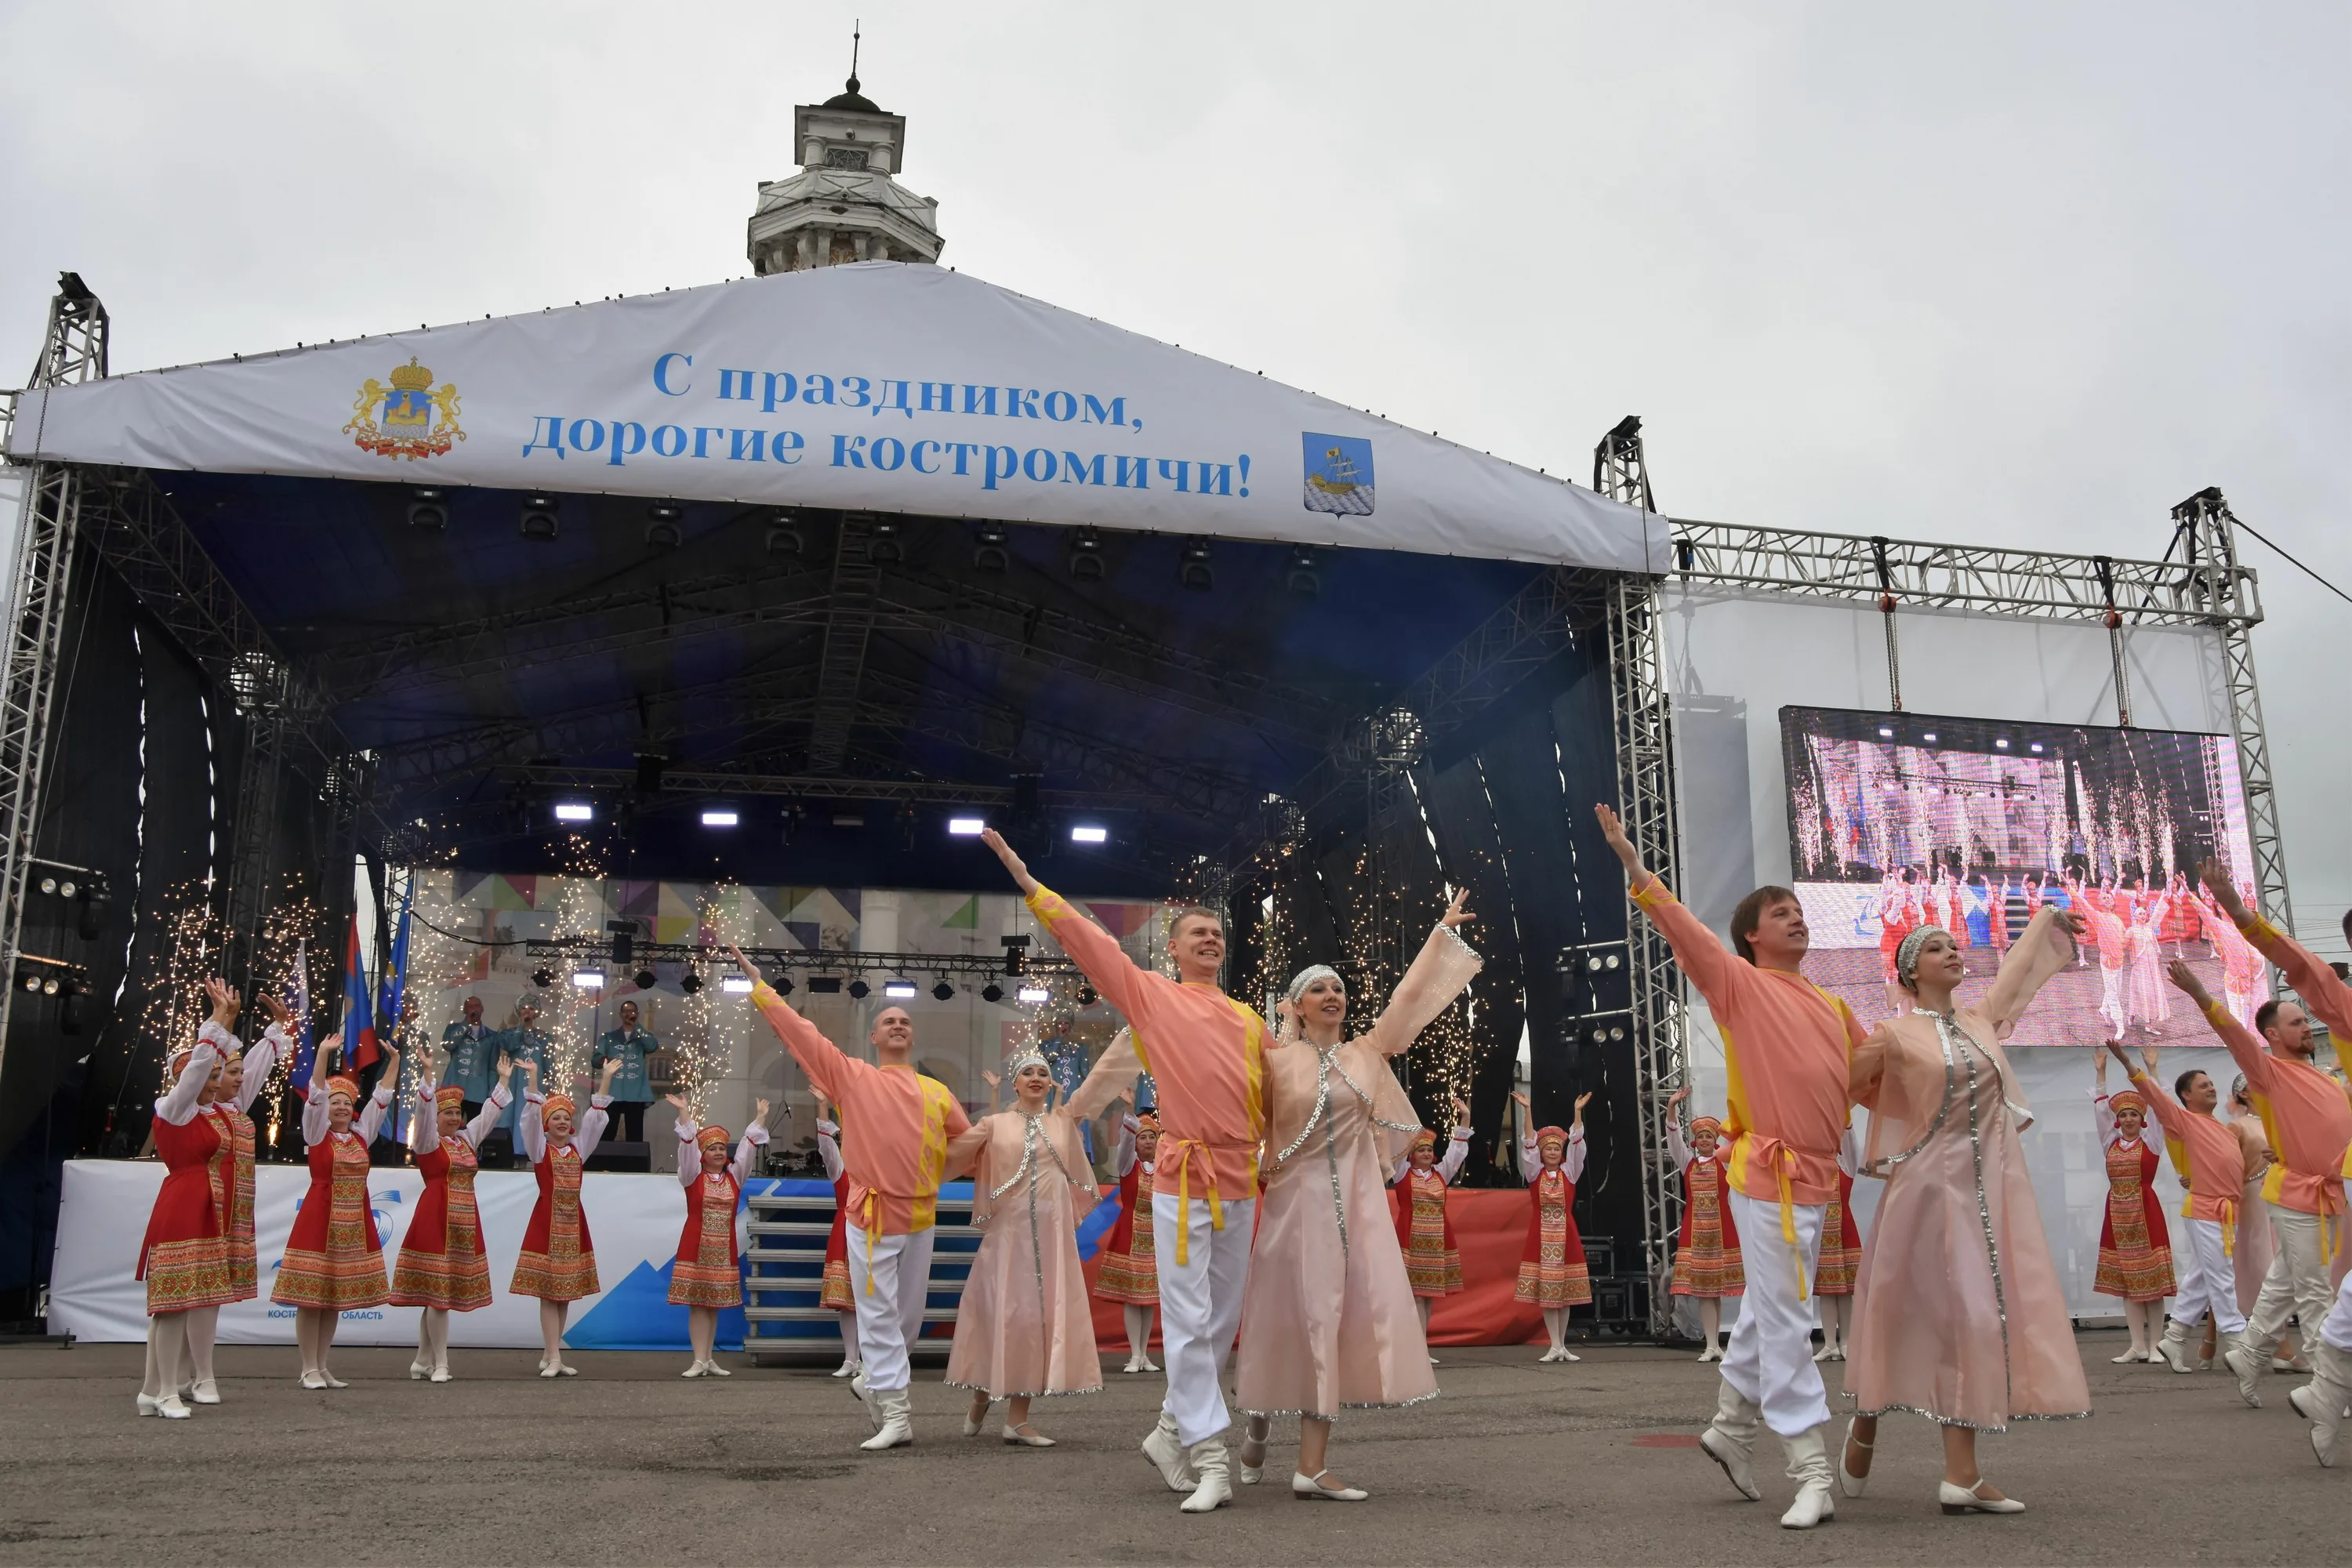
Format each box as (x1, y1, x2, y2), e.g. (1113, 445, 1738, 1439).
(1017, 982, 1051, 1006)
(765, 511, 806, 557)
(1877, 727, 1895, 739)
(847, 979, 871, 1000)
(721, 975, 753, 995)
(972, 521, 1009, 573)
(1070, 824, 1108, 845)
(931, 979, 956, 1001)
(1922, 731, 1939, 743)
(679, 972, 704, 996)
(633, 968, 658, 990)
(42, 976, 59, 996)
(77, 887, 107, 941)
(572, 970, 605, 989)
(1180, 536, 1214, 591)
(981, 982, 1005, 1004)
(520, 494, 561, 541)
(608, 920, 634, 967)
(37, 877, 55, 896)
(1994, 738, 2010, 750)
(1285, 545, 1320, 599)
(1077, 983, 1098, 1007)
(701, 808, 741, 828)
(56, 880, 74, 898)
(772, 975, 794, 996)
(833, 812, 866, 829)
(947, 817, 985, 837)
(2029, 742, 2045, 753)
(60, 976, 85, 1034)
(1067, 528, 1105, 582)
(408, 487, 449, 530)
(868, 517, 904, 564)
(883, 978, 916, 1000)
(635, 754, 668, 796)
(554, 801, 594, 823)
(18, 973, 38, 993)
(1001, 935, 1030, 977)
(807, 975, 843, 995)
(532, 967, 554, 988)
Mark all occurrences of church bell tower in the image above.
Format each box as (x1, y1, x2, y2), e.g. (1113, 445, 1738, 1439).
(746, 41, 943, 274)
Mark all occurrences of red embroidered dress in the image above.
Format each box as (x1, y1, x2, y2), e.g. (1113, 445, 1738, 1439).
(136, 1039, 236, 1316)
(816, 1123, 853, 1312)
(1668, 1122, 1744, 1299)
(216, 1022, 281, 1302)
(668, 1117, 768, 1309)
(1391, 1127, 1470, 1298)
(1813, 1123, 1864, 1297)
(390, 1091, 506, 1312)
(2092, 1091, 2176, 1301)
(1095, 1116, 1161, 1306)
(1512, 1130, 1592, 1308)
(510, 1092, 610, 1303)
(272, 1083, 393, 1312)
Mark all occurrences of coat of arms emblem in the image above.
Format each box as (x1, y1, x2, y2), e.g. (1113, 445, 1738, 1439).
(1302, 433, 1374, 516)
(344, 357, 463, 460)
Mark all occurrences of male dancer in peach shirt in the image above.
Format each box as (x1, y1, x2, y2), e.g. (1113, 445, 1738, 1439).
(1599, 804, 1864, 1530)
(982, 828, 1265, 1514)
(731, 945, 969, 1452)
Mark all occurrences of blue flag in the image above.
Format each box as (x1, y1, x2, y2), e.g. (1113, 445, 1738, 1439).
(286, 939, 318, 1100)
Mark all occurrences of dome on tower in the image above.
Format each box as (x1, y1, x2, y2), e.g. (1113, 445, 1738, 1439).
(746, 71, 942, 274)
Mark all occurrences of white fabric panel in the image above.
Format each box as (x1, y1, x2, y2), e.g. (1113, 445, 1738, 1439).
(2, 263, 1665, 573)
(49, 1160, 690, 1345)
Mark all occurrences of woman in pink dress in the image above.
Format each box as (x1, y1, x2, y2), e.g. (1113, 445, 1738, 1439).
(1838, 906, 2090, 1517)
(2122, 894, 2171, 1033)
(944, 1050, 1100, 1446)
(1232, 895, 1481, 1502)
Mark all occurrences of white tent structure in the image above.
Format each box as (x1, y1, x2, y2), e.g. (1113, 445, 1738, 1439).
(5, 261, 1666, 573)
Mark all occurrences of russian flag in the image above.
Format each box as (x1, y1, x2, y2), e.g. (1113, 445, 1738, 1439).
(342, 915, 381, 1071)
(286, 938, 318, 1100)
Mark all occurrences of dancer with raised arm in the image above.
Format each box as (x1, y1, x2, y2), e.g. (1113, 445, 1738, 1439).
(982, 827, 1267, 1514)
(511, 1058, 618, 1378)
(390, 1054, 508, 1381)
(2111, 1042, 2265, 1382)
(2166, 957, 2351, 1407)
(2091, 1047, 2175, 1363)
(667, 1094, 771, 1378)
(1512, 1087, 1593, 1363)
(943, 1050, 1102, 1446)
(1393, 1094, 1475, 1359)
(132, 983, 241, 1419)
(730, 943, 969, 1451)
(2201, 859, 2352, 1040)
(1230, 902, 1481, 1502)
(1667, 1086, 1744, 1363)
(1838, 911, 2089, 1519)
(181, 984, 285, 1406)
(1097, 1064, 1164, 1374)
(272, 1034, 397, 1390)
(1599, 803, 1864, 1530)
(815, 1107, 860, 1378)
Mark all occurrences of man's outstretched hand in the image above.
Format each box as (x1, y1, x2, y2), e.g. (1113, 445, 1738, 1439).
(1593, 804, 1650, 885)
(979, 827, 1041, 897)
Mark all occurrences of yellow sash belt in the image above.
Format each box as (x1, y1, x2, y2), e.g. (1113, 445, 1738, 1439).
(1158, 1137, 1222, 1267)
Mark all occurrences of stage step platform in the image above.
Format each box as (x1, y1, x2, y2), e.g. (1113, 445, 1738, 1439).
(742, 1180, 980, 1365)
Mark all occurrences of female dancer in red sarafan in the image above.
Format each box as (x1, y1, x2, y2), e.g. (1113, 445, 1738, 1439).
(668, 1094, 771, 1378)
(1512, 1088, 1594, 1362)
(272, 1033, 397, 1389)
(178, 984, 289, 1408)
(1391, 1095, 1473, 1363)
(511, 1057, 617, 1377)
(815, 1106, 860, 1378)
(2090, 1048, 2175, 1363)
(132, 980, 243, 1420)
(390, 1055, 510, 1381)
(1097, 1073, 1164, 1374)
(1812, 1120, 1864, 1363)
(1666, 1087, 1744, 1363)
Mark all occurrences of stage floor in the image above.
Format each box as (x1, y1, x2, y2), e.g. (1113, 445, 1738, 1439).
(0, 1332, 2335, 1563)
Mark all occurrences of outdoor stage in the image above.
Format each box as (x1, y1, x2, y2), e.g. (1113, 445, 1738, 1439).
(0, 1334, 2332, 1566)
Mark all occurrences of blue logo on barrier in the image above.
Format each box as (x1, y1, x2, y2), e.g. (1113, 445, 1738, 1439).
(1303, 434, 1374, 516)
(568, 1260, 746, 1352)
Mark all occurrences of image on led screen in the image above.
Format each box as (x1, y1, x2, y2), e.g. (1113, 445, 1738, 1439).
(1778, 706, 2260, 1047)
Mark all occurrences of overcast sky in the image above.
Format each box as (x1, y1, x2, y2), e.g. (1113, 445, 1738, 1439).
(3, 1, 2344, 941)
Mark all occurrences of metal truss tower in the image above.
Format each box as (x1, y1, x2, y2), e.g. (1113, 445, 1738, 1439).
(0, 275, 109, 1083)
(1594, 416, 1686, 1335)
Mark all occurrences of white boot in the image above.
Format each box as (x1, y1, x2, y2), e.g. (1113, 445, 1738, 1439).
(1142, 1410, 1200, 1492)
(849, 1368, 883, 1431)
(2154, 1317, 2198, 1374)
(1779, 1425, 1836, 1529)
(2220, 1333, 2264, 1408)
(859, 1388, 913, 1450)
(1179, 1436, 1233, 1512)
(2288, 1341, 2349, 1467)
(1699, 1378, 1762, 1501)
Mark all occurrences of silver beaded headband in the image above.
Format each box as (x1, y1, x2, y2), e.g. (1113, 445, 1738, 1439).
(1285, 964, 1342, 1004)
(1005, 1047, 1049, 1076)
(1896, 924, 1950, 986)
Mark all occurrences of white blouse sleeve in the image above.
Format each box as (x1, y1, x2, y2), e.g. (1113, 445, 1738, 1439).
(300, 1078, 332, 1145)
(1436, 1128, 1472, 1185)
(518, 1095, 546, 1163)
(1563, 1127, 1588, 1183)
(731, 1124, 770, 1183)
(154, 1042, 220, 1127)
(1665, 1119, 1693, 1168)
(1517, 1131, 1539, 1178)
(572, 1095, 612, 1162)
(357, 1085, 394, 1145)
(816, 1122, 844, 1183)
(231, 1029, 284, 1113)
(463, 1088, 506, 1148)
(675, 1116, 702, 1189)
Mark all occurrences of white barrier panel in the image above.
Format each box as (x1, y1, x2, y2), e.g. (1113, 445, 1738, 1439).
(48, 1160, 763, 1349)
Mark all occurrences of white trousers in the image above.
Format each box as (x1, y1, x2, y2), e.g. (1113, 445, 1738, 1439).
(1154, 1191, 1254, 1446)
(2319, 1267, 2352, 1354)
(847, 1225, 935, 1393)
(2097, 967, 2126, 1035)
(1721, 1192, 1828, 1438)
(2247, 1203, 2336, 1357)
(2169, 1216, 2247, 1335)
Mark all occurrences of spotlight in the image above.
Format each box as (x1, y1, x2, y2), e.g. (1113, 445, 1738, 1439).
(1076, 983, 1098, 1007)
(572, 970, 604, 989)
(636, 754, 667, 796)
(869, 517, 903, 564)
(1285, 545, 1320, 599)
(633, 968, 657, 990)
(883, 978, 916, 1000)
(807, 975, 843, 995)
(1994, 738, 2010, 750)
(1179, 536, 1214, 591)
(408, 487, 448, 530)
(679, 971, 704, 996)
(1068, 528, 1105, 582)
(1876, 727, 1895, 739)
(1922, 731, 1939, 743)
(2029, 742, 2045, 753)
(1001, 934, 1030, 977)
(1070, 824, 1108, 845)
(608, 920, 634, 967)
(520, 493, 560, 540)
(77, 887, 108, 941)
(553, 801, 594, 823)
(56, 880, 74, 898)
(701, 808, 740, 828)
(37, 877, 54, 895)
(981, 982, 1005, 1004)
(948, 817, 985, 837)
(532, 967, 554, 988)
(931, 979, 955, 1001)
(1017, 982, 1051, 1005)
(41, 977, 59, 996)
(644, 503, 684, 550)
(18, 974, 37, 993)
(972, 521, 1009, 573)
(720, 975, 753, 995)
(771, 974, 794, 996)
(765, 510, 806, 557)
(847, 978, 871, 1000)
(60, 976, 85, 1035)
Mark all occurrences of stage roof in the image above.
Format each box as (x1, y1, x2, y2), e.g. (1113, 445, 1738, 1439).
(5, 262, 1665, 573)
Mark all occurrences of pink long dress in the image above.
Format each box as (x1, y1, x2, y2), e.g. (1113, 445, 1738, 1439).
(1234, 923, 1481, 1419)
(943, 1107, 1102, 1400)
(1846, 906, 2092, 1432)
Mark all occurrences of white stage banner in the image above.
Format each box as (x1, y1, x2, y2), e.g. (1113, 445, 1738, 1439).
(2, 263, 1666, 573)
(49, 1160, 748, 1350)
